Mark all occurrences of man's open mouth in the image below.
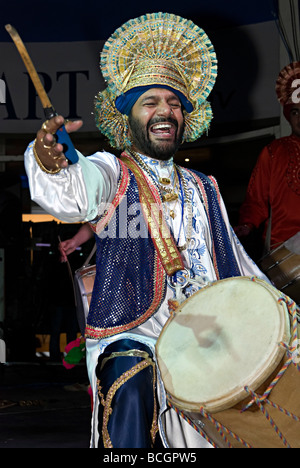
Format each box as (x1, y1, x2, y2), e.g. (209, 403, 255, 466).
(149, 122, 176, 137)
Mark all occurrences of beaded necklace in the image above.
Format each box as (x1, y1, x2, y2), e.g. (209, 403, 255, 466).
(176, 165, 193, 251)
(130, 150, 193, 251)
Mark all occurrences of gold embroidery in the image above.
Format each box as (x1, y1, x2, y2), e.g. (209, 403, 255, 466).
(100, 349, 151, 371)
(97, 355, 158, 448)
(121, 154, 184, 275)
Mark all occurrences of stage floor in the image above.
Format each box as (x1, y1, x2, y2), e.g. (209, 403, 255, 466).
(0, 361, 91, 448)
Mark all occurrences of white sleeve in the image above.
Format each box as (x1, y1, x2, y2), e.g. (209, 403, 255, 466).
(24, 141, 120, 223)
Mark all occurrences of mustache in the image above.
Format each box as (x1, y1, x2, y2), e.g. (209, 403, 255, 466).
(147, 117, 178, 132)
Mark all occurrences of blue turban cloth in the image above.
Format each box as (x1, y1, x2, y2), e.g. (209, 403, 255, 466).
(115, 85, 194, 115)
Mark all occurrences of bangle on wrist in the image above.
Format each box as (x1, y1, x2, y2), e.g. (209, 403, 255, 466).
(32, 139, 61, 174)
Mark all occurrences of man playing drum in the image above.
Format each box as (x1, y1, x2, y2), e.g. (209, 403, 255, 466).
(25, 12, 274, 448)
(235, 62, 300, 305)
(236, 62, 300, 249)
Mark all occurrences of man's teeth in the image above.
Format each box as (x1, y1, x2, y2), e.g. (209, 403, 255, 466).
(152, 123, 171, 131)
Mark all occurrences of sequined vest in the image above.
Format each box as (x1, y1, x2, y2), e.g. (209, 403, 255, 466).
(85, 157, 240, 340)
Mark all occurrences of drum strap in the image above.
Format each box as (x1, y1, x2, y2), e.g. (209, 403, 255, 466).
(80, 243, 96, 268)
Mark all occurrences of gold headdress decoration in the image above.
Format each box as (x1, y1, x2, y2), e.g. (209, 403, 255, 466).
(275, 61, 300, 120)
(94, 12, 218, 149)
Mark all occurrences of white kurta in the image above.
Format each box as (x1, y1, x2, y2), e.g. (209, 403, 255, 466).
(24, 144, 267, 448)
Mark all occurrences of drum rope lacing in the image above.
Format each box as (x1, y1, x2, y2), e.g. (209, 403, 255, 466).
(168, 292, 300, 448)
(241, 295, 300, 448)
(167, 401, 252, 448)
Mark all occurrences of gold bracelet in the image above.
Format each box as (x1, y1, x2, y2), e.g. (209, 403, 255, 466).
(32, 139, 61, 174)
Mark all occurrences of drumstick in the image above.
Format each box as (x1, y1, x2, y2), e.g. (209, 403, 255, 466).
(5, 24, 79, 164)
(5, 24, 53, 115)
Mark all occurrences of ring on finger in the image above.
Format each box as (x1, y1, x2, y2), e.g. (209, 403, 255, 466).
(41, 121, 49, 132)
(39, 136, 50, 149)
(40, 133, 56, 149)
(59, 155, 68, 163)
(43, 139, 56, 149)
(41, 120, 55, 134)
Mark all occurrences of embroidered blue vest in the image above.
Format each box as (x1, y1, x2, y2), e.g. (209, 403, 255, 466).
(85, 160, 240, 340)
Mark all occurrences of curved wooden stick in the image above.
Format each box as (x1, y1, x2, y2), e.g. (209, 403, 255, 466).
(5, 24, 53, 111)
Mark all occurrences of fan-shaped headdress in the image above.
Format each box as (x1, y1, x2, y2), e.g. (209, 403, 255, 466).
(275, 61, 300, 121)
(94, 12, 218, 149)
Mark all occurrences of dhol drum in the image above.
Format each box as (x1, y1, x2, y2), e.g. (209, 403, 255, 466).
(74, 264, 96, 335)
(156, 276, 300, 448)
(259, 232, 300, 305)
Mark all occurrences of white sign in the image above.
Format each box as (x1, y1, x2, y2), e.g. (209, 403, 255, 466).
(0, 40, 105, 133)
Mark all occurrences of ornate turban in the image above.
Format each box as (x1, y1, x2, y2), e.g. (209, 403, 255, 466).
(94, 12, 218, 149)
(275, 61, 300, 121)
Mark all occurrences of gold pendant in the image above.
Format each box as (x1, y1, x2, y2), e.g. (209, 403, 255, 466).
(170, 210, 176, 219)
(159, 177, 171, 185)
(162, 193, 178, 203)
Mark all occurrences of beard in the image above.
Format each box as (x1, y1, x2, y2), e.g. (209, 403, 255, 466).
(128, 115, 184, 160)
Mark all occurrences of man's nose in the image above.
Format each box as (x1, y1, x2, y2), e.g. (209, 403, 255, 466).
(157, 102, 173, 117)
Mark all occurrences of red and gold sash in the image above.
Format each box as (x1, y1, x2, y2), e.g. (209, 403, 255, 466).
(121, 153, 184, 276)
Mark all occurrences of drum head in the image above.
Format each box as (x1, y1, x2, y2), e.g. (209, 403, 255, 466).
(156, 276, 291, 413)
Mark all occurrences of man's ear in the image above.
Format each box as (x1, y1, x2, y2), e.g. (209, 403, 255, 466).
(124, 116, 134, 149)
